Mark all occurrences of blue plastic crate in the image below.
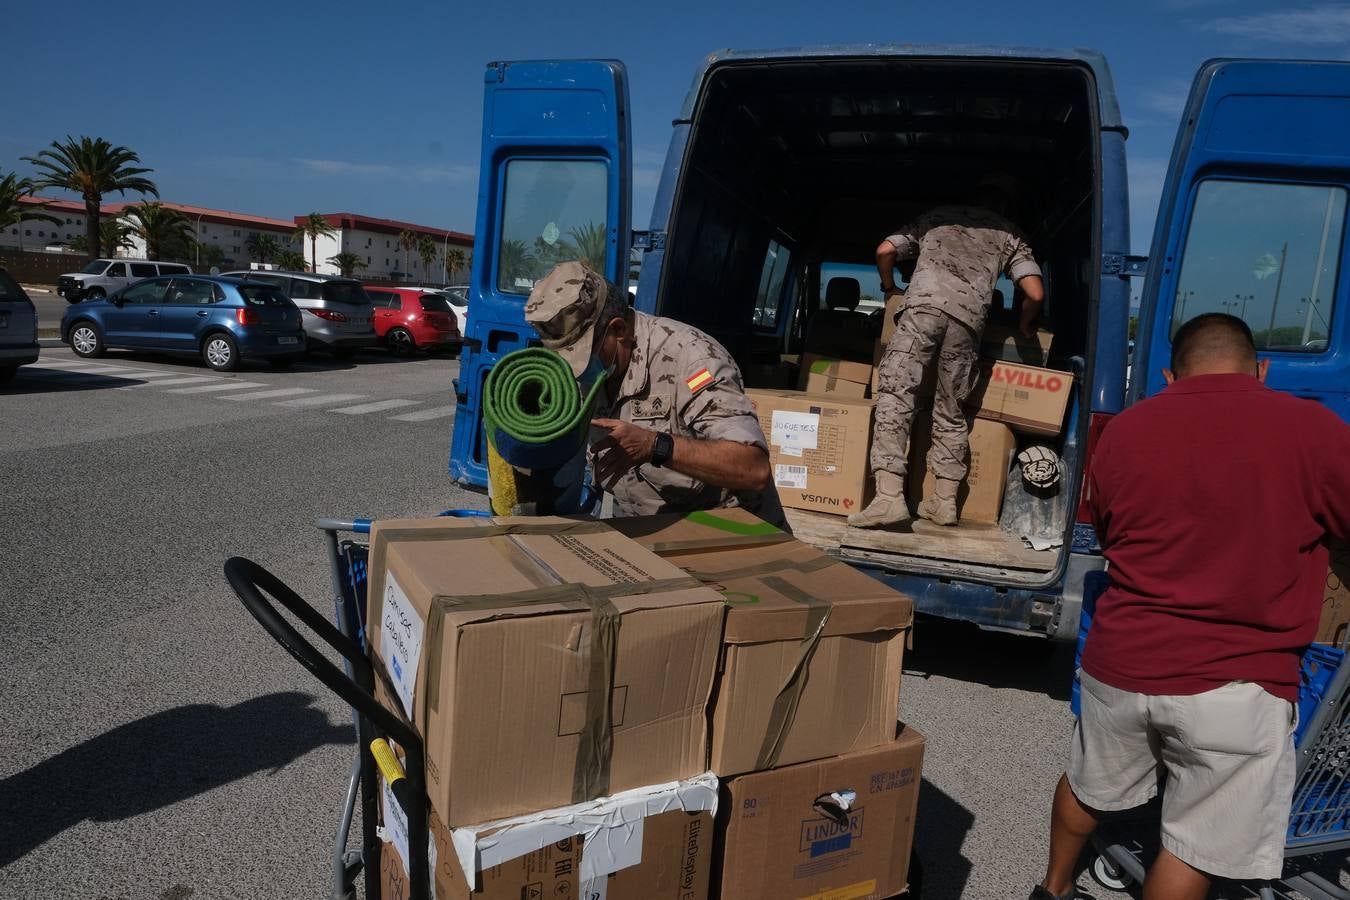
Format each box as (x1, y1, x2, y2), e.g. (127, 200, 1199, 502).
(1070, 570, 1111, 718)
(1297, 644, 1344, 747)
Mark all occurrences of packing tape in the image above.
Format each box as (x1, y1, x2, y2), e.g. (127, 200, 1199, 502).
(685, 553, 836, 585)
(754, 574, 833, 770)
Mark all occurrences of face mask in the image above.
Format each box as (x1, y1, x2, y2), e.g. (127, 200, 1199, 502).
(578, 348, 615, 389)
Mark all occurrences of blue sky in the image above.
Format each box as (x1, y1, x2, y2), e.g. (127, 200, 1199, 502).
(5, 0, 1349, 253)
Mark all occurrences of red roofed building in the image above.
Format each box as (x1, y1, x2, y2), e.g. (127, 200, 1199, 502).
(103, 200, 299, 267)
(4, 197, 94, 252)
(296, 213, 474, 282)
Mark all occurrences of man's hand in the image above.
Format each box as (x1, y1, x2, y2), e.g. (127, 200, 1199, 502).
(591, 418, 657, 487)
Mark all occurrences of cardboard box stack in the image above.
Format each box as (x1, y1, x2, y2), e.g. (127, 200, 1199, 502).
(746, 388, 875, 517)
(799, 353, 873, 399)
(368, 510, 923, 899)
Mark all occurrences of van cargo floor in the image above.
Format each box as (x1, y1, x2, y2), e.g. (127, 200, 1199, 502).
(784, 508, 1058, 573)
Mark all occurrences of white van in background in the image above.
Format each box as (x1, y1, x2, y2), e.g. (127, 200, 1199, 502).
(57, 258, 193, 303)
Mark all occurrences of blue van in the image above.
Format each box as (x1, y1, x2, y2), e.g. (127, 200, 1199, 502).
(449, 49, 1350, 639)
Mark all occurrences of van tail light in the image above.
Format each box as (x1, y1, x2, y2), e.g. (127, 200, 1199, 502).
(236, 308, 262, 326)
(306, 308, 348, 323)
(1076, 412, 1114, 525)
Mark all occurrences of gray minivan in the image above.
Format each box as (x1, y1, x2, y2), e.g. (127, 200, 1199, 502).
(223, 270, 377, 358)
(0, 267, 39, 383)
(58, 258, 193, 303)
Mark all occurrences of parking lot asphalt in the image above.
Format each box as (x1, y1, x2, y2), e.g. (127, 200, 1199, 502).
(0, 346, 1276, 900)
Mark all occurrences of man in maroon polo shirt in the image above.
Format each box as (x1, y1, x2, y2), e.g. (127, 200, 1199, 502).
(1030, 313, 1350, 900)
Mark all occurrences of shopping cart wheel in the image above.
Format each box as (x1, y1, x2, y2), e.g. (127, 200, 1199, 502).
(1090, 853, 1133, 891)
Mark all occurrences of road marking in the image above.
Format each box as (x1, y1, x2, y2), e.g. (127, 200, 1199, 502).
(90, 369, 189, 380)
(36, 362, 128, 374)
(329, 399, 423, 415)
(389, 404, 457, 422)
(119, 376, 220, 389)
(272, 393, 366, 408)
(166, 381, 269, 394)
(219, 387, 318, 402)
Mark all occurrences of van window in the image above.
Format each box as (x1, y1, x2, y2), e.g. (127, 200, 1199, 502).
(130, 263, 157, 278)
(496, 159, 607, 294)
(107, 263, 127, 278)
(752, 241, 792, 329)
(79, 260, 111, 275)
(1172, 180, 1345, 353)
(159, 264, 190, 275)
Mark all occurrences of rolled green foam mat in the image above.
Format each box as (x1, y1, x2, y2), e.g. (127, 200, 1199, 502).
(483, 347, 606, 468)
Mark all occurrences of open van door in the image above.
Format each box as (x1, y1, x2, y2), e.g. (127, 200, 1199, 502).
(1134, 59, 1350, 422)
(450, 60, 632, 486)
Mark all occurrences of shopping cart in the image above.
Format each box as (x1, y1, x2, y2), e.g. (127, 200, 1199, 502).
(1084, 636, 1350, 898)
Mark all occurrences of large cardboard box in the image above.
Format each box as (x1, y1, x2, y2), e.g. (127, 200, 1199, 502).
(747, 390, 875, 517)
(968, 359, 1074, 436)
(800, 353, 873, 399)
(879, 290, 906, 346)
(713, 726, 925, 900)
(365, 516, 726, 826)
(380, 774, 717, 900)
(1315, 540, 1350, 645)
(611, 509, 914, 776)
(906, 412, 1017, 525)
(980, 322, 1054, 365)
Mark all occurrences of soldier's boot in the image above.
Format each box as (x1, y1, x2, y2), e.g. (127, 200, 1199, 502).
(917, 477, 960, 526)
(848, 471, 911, 528)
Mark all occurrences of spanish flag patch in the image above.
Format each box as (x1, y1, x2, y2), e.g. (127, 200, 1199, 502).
(686, 368, 714, 393)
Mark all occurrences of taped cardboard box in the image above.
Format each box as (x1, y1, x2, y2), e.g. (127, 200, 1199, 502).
(713, 725, 925, 900)
(365, 516, 726, 826)
(980, 322, 1054, 365)
(611, 509, 914, 776)
(906, 412, 1017, 525)
(968, 359, 1074, 437)
(381, 772, 717, 900)
(799, 353, 873, 399)
(747, 389, 874, 517)
(1314, 540, 1350, 645)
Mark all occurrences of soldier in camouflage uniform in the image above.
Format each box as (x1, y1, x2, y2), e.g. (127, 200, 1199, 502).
(525, 261, 785, 526)
(849, 197, 1045, 529)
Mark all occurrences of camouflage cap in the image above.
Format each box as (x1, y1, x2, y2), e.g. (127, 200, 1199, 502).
(525, 261, 615, 377)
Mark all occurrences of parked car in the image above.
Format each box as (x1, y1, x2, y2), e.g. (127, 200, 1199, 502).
(60, 275, 305, 371)
(0, 267, 39, 383)
(367, 285, 462, 355)
(57, 258, 193, 303)
(438, 285, 470, 330)
(222, 270, 377, 358)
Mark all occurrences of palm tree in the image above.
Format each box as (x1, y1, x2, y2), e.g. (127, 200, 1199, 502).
(275, 248, 309, 271)
(397, 229, 418, 281)
(246, 233, 282, 265)
(294, 213, 336, 272)
(499, 239, 536, 288)
(328, 251, 368, 278)
(417, 234, 437, 283)
(445, 246, 467, 283)
(70, 219, 134, 256)
(0, 170, 63, 249)
(197, 243, 226, 269)
(124, 202, 195, 261)
(22, 136, 157, 260)
(569, 221, 608, 272)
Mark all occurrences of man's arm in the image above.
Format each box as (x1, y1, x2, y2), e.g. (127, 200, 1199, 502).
(877, 229, 919, 293)
(1016, 274, 1046, 338)
(591, 419, 771, 491)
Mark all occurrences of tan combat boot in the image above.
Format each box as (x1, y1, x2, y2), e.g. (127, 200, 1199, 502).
(848, 471, 911, 528)
(917, 477, 960, 526)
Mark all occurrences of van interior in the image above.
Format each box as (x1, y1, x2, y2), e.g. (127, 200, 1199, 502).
(653, 57, 1099, 584)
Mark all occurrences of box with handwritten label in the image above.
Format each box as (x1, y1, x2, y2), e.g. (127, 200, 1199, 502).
(747, 389, 875, 517)
(365, 516, 726, 827)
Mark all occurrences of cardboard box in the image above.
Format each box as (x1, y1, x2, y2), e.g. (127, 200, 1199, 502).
(906, 413, 1017, 525)
(1315, 540, 1350, 645)
(879, 291, 906, 346)
(611, 509, 914, 776)
(365, 516, 726, 826)
(713, 725, 925, 900)
(968, 359, 1074, 436)
(743, 361, 799, 391)
(747, 390, 875, 517)
(981, 322, 1054, 365)
(800, 354, 873, 399)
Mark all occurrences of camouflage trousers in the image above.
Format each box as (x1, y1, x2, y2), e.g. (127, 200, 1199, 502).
(871, 307, 979, 481)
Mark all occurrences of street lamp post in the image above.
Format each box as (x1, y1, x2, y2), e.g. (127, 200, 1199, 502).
(195, 213, 205, 267)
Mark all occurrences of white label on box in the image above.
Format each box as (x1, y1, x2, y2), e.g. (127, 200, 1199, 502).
(581, 877, 607, 900)
(781, 445, 804, 458)
(380, 573, 424, 720)
(775, 464, 809, 489)
(382, 777, 411, 877)
(770, 409, 819, 451)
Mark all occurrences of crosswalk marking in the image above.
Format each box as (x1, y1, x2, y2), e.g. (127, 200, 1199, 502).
(166, 381, 268, 394)
(330, 399, 423, 415)
(220, 387, 318, 402)
(272, 393, 366, 408)
(120, 376, 219, 389)
(39, 363, 127, 374)
(389, 404, 457, 422)
(89, 369, 188, 380)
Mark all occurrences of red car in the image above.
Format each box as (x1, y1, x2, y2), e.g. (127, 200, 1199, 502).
(366, 285, 462, 356)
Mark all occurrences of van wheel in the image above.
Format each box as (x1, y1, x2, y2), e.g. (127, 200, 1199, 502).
(203, 333, 240, 371)
(86, 288, 105, 300)
(71, 321, 105, 358)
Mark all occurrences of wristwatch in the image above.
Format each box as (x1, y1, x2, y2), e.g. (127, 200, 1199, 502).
(650, 432, 674, 468)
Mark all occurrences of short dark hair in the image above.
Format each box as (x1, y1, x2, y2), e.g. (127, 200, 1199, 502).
(1170, 312, 1257, 373)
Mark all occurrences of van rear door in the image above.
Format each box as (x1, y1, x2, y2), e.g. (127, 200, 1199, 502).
(450, 60, 632, 486)
(1134, 59, 1350, 421)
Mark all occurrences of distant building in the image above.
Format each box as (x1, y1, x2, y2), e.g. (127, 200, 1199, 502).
(103, 200, 299, 268)
(299, 213, 473, 283)
(5, 197, 90, 251)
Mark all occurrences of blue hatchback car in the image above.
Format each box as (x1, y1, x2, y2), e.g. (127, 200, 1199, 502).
(61, 275, 306, 371)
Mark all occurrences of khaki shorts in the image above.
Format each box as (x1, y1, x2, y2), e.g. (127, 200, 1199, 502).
(1069, 671, 1296, 880)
